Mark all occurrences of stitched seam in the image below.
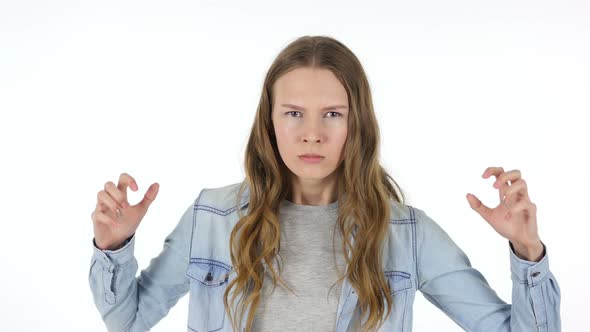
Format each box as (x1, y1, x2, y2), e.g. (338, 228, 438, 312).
(384, 270, 411, 278)
(532, 273, 550, 286)
(196, 204, 233, 216)
(389, 219, 414, 225)
(540, 282, 548, 325)
(190, 258, 232, 270)
(189, 189, 207, 262)
(401, 290, 408, 332)
(336, 285, 354, 329)
(511, 271, 550, 286)
(112, 257, 134, 269)
(409, 206, 420, 290)
(511, 271, 527, 284)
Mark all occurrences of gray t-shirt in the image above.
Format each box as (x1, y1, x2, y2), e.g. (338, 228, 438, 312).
(251, 198, 346, 331)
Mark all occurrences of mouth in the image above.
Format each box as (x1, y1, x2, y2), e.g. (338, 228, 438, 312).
(298, 155, 324, 163)
(299, 154, 324, 158)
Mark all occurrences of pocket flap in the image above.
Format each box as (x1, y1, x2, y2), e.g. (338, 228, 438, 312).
(187, 258, 232, 287)
(385, 270, 412, 294)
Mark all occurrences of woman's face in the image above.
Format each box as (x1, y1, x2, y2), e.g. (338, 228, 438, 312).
(271, 67, 349, 182)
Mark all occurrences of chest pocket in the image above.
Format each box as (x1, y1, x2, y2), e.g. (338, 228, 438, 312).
(186, 259, 232, 332)
(382, 270, 412, 331)
(386, 270, 412, 294)
(348, 270, 413, 332)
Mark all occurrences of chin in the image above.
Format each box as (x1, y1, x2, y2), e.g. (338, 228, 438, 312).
(293, 169, 338, 180)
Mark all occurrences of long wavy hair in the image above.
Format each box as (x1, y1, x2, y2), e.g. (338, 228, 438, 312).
(223, 35, 406, 332)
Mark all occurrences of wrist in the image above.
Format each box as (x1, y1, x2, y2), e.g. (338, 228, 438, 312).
(95, 237, 129, 251)
(511, 239, 544, 262)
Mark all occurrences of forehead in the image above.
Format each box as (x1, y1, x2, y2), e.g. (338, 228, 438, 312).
(273, 67, 348, 104)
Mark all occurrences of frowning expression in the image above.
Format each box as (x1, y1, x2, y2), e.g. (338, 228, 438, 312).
(271, 67, 349, 180)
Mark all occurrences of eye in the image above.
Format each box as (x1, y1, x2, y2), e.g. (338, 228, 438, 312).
(284, 111, 343, 118)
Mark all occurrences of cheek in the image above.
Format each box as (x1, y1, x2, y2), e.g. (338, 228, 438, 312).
(334, 130, 348, 159)
(278, 121, 299, 134)
(274, 123, 298, 143)
(335, 128, 348, 147)
(273, 126, 295, 155)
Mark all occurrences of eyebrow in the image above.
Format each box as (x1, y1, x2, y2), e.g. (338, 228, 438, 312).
(280, 103, 348, 111)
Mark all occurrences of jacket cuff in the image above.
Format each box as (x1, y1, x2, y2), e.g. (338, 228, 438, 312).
(509, 240, 549, 286)
(92, 234, 135, 267)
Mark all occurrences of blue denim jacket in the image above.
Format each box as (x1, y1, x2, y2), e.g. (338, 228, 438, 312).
(88, 181, 561, 331)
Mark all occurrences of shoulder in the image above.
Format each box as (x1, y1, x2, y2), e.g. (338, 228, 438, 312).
(388, 199, 437, 226)
(193, 181, 248, 216)
(388, 200, 445, 237)
(388, 199, 416, 224)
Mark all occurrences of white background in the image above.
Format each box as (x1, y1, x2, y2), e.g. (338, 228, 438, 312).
(1, 0, 588, 331)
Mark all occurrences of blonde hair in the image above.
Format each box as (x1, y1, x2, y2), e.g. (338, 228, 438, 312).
(224, 35, 406, 332)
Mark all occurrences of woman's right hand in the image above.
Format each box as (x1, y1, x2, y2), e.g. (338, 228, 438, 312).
(91, 172, 159, 251)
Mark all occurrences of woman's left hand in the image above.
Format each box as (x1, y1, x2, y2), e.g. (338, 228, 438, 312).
(466, 166, 544, 261)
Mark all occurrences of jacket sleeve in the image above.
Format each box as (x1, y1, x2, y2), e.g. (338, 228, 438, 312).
(88, 200, 195, 331)
(413, 206, 561, 331)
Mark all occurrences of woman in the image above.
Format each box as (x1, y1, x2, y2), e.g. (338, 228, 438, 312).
(89, 36, 561, 332)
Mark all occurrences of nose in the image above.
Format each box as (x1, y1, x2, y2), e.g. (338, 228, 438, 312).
(302, 121, 322, 143)
(303, 135, 321, 143)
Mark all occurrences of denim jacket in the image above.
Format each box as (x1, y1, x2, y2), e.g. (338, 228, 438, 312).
(88, 181, 561, 331)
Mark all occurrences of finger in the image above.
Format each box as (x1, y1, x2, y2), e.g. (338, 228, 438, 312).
(505, 200, 535, 222)
(98, 190, 123, 217)
(511, 200, 536, 215)
(138, 182, 159, 210)
(466, 193, 493, 221)
(484, 167, 505, 202)
(99, 201, 123, 222)
(502, 179, 528, 207)
(482, 166, 505, 179)
(487, 168, 519, 204)
(104, 181, 129, 209)
(493, 169, 521, 189)
(495, 171, 524, 206)
(117, 173, 137, 206)
(92, 209, 119, 227)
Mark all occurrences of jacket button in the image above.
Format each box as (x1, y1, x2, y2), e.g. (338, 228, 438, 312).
(205, 272, 213, 281)
(532, 271, 540, 277)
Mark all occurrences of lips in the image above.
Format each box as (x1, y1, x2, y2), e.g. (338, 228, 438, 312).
(298, 154, 324, 163)
(299, 154, 324, 158)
